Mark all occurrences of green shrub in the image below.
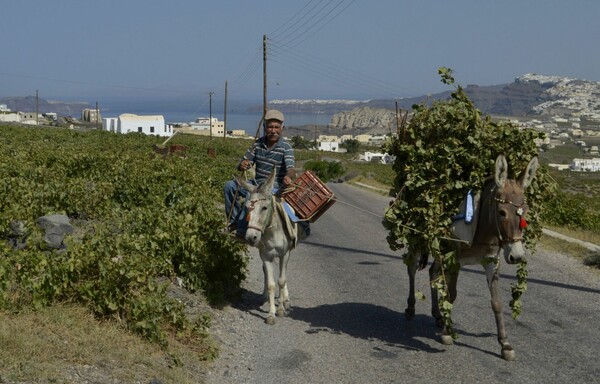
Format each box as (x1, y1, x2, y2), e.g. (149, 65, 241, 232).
(0, 126, 249, 347)
(304, 159, 345, 182)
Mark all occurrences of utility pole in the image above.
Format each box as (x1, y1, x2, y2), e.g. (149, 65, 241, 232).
(395, 101, 400, 135)
(35, 89, 39, 126)
(263, 34, 267, 136)
(223, 81, 228, 139)
(96, 101, 99, 130)
(209, 91, 214, 139)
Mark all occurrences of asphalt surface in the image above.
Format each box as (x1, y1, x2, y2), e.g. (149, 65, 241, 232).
(204, 183, 600, 384)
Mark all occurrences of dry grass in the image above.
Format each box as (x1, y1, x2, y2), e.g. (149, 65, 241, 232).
(538, 233, 600, 271)
(538, 234, 593, 259)
(0, 304, 213, 383)
(347, 176, 393, 196)
(543, 224, 600, 245)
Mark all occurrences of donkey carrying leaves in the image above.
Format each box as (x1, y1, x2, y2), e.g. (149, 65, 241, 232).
(237, 171, 300, 325)
(404, 154, 539, 361)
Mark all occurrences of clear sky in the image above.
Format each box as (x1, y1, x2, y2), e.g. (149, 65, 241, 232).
(1, 0, 599, 105)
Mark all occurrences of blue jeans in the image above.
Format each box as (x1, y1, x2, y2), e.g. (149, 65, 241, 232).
(224, 180, 310, 237)
(223, 179, 253, 235)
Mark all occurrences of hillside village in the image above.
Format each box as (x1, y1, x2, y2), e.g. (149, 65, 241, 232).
(2, 73, 600, 171)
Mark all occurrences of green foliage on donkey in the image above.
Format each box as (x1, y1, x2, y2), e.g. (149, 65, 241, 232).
(382, 67, 556, 360)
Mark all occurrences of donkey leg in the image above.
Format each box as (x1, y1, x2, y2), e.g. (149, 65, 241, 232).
(439, 266, 460, 345)
(484, 262, 515, 361)
(428, 260, 443, 328)
(262, 263, 269, 301)
(263, 260, 277, 325)
(277, 252, 291, 316)
(405, 251, 418, 321)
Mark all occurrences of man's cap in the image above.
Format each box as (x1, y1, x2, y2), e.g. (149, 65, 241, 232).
(265, 109, 284, 123)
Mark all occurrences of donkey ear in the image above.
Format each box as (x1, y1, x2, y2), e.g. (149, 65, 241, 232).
(237, 176, 257, 193)
(519, 156, 539, 189)
(495, 154, 508, 188)
(259, 170, 277, 193)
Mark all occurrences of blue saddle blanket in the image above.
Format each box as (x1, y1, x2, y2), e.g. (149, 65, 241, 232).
(282, 201, 300, 223)
(451, 190, 474, 224)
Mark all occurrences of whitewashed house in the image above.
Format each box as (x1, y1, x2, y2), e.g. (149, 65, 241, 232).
(0, 111, 20, 122)
(317, 134, 339, 142)
(318, 140, 346, 153)
(189, 117, 225, 136)
(354, 134, 372, 143)
(19, 112, 39, 125)
(102, 114, 172, 137)
(359, 151, 394, 164)
(571, 158, 600, 172)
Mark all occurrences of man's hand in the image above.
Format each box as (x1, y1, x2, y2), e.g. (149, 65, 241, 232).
(238, 160, 251, 171)
(282, 175, 293, 188)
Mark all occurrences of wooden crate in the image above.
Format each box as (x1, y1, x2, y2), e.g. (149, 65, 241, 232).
(283, 170, 335, 222)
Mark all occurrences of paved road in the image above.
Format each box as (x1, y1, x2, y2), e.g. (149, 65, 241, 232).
(204, 183, 600, 384)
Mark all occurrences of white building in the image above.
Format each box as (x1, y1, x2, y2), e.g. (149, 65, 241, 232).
(571, 158, 600, 172)
(318, 140, 346, 153)
(19, 112, 39, 125)
(0, 104, 10, 112)
(0, 112, 20, 122)
(102, 114, 172, 137)
(317, 134, 339, 142)
(189, 117, 225, 136)
(354, 134, 372, 143)
(359, 151, 394, 164)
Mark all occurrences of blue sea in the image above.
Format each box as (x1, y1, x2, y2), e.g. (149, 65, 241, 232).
(98, 98, 332, 135)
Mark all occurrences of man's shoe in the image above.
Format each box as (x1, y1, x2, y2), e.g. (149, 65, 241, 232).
(231, 233, 248, 244)
(220, 223, 237, 235)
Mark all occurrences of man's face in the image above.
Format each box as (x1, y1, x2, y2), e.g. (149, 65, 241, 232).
(265, 120, 283, 144)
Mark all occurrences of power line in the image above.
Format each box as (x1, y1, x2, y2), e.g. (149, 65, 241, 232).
(268, 41, 416, 98)
(273, 1, 347, 46)
(269, 0, 319, 39)
(283, 0, 354, 48)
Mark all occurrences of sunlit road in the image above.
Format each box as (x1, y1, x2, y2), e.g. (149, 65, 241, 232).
(206, 183, 600, 384)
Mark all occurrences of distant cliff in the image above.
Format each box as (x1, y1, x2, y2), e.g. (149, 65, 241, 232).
(0, 96, 90, 117)
(266, 74, 600, 130)
(329, 107, 396, 133)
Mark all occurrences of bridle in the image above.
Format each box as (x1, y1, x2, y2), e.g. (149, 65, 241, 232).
(245, 195, 275, 233)
(492, 194, 528, 245)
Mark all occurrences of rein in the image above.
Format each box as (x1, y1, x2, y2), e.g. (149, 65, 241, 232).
(246, 195, 275, 233)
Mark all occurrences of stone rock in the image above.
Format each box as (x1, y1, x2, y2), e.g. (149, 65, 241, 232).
(37, 214, 74, 249)
(7, 220, 28, 250)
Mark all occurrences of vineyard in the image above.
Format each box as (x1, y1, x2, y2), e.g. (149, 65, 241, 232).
(0, 125, 251, 355)
(1, 104, 599, 380)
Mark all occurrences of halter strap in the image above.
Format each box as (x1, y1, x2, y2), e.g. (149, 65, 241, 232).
(246, 195, 274, 233)
(492, 190, 527, 244)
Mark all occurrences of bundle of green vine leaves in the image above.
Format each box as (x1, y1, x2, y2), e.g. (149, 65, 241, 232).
(382, 67, 556, 336)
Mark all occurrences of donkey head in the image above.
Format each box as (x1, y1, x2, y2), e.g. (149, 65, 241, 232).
(237, 171, 277, 246)
(493, 154, 539, 264)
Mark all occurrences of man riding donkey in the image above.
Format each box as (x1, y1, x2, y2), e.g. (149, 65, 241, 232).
(223, 109, 310, 240)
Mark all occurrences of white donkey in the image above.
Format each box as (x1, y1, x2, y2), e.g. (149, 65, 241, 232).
(238, 171, 298, 325)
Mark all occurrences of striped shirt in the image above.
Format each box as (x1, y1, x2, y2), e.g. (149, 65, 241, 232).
(242, 136, 295, 188)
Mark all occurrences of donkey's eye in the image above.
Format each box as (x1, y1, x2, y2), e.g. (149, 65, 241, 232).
(499, 209, 508, 219)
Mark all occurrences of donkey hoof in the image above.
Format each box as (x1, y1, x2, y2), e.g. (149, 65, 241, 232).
(501, 347, 516, 361)
(276, 307, 286, 317)
(435, 317, 445, 329)
(283, 300, 291, 310)
(441, 334, 454, 345)
(404, 308, 415, 321)
(265, 315, 276, 325)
